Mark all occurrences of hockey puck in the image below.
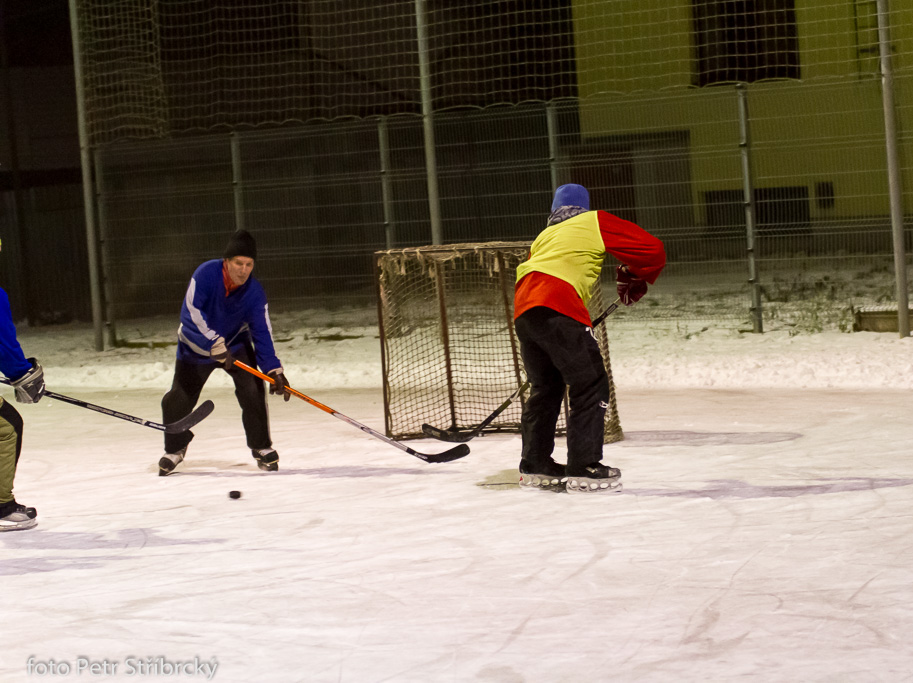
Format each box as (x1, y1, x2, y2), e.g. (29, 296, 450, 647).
(228, 490, 242, 499)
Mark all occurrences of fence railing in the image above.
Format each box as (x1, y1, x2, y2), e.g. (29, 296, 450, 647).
(96, 82, 911, 340)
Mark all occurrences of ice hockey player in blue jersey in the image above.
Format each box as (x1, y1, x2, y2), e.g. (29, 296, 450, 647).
(0, 280, 46, 531)
(159, 230, 291, 476)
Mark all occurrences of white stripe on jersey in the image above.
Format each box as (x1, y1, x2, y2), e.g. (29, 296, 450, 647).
(185, 276, 219, 341)
(264, 303, 274, 337)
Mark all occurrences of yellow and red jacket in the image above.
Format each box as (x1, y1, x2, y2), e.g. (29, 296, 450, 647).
(515, 210, 666, 326)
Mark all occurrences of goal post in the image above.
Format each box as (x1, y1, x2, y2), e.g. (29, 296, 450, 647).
(375, 242, 623, 443)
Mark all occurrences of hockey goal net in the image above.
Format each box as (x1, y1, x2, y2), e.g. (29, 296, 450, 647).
(375, 242, 623, 443)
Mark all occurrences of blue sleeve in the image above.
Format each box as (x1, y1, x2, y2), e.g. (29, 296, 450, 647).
(0, 288, 33, 381)
(178, 261, 224, 355)
(246, 282, 281, 373)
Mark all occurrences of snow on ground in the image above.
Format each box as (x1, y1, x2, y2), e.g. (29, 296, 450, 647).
(15, 310, 913, 392)
(2, 310, 912, 682)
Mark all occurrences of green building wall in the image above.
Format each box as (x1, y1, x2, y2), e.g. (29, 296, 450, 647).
(572, 0, 913, 227)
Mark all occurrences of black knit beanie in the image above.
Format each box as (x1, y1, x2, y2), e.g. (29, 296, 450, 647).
(223, 230, 257, 260)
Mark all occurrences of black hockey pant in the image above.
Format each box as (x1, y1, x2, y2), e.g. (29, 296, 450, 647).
(515, 307, 610, 472)
(162, 342, 271, 454)
(0, 398, 23, 504)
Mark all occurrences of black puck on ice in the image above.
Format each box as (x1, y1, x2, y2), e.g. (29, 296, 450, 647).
(229, 490, 242, 499)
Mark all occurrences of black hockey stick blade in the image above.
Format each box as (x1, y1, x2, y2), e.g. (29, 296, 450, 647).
(421, 382, 530, 443)
(407, 442, 470, 463)
(163, 399, 215, 433)
(420, 423, 473, 443)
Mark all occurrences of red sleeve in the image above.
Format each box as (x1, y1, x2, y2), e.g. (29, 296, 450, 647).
(596, 211, 666, 284)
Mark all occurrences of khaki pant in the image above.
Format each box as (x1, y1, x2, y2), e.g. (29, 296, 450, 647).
(0, 396, 24, 504)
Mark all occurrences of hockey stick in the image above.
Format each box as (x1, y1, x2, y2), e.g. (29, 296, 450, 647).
(591, 297, 622, 328)
(0, 380, 214, 434)
(232, 361, 469, 464)
(45, 392, 214, 434)
(422, 382, 529, 442)
(421, 298, 623, 443)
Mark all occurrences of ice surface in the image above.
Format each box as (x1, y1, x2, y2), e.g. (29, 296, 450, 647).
(2, 313, 912, 682)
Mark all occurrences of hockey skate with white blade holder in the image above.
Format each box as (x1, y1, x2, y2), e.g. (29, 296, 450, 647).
(0, 500, 38, 531)
(565, 462, 623, 494)
(518, 459, 568, 492)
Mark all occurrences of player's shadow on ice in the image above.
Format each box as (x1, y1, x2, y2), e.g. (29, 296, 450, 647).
(631, 478, 913, 499)
(619, 430, 802, 447)
(291, 466, 434, 478)
(0, 528, 218, 575)
(0, 556, 131, 575)
(173, 465, 433, 478)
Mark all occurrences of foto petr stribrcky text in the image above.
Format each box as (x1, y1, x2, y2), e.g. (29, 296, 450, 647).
(26, 656, 218, 679)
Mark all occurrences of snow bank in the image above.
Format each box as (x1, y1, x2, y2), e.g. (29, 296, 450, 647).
(13, 313, 913, 392)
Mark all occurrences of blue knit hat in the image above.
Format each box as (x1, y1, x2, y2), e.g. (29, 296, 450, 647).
(550, 184, 589, 212)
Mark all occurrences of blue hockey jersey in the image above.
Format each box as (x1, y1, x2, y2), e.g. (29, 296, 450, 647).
(0, 288, 32, 382)
(176, 259, 282, 373)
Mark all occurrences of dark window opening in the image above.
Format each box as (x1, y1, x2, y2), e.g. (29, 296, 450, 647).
(692, 0, 799, 86)
(815, 180, 835, 210)
(704, 185, 810, 236)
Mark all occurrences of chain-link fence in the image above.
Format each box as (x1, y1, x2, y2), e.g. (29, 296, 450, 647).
(98, 89, 910, 334)
(70, 1, 913, 339)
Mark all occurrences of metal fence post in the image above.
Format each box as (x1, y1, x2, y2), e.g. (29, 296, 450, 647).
(93, 149, 116, 348)
(68, 0, 104, 350)
(546, 102, 560, 191)
(876, 0, 910, 337)
(414, 0, 442, 245)
(378, 118, 396, 249)
(737, 84, 763, 333)
(230, 132, 245, 233)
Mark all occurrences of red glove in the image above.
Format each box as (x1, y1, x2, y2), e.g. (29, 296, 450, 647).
(616, 265, 648, 306)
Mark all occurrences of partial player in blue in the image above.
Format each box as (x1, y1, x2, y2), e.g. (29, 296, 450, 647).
(0, 243, 46, 530)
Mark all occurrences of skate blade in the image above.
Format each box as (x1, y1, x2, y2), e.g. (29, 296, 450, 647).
(566, 476, 623, 494)
(519, 473, 567, 492)
(256, 460, 279, 472)
(158, 451, 185, 476)
(0, 518, 38, 531)
(158, 458, 178, 476)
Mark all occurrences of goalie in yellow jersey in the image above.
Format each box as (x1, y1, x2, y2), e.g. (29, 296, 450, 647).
(514, 184, 666, 494)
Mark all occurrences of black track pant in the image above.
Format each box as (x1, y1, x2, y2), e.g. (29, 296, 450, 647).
(0, 398, 24, 504)
(162, 342, 270, 454)
(515, 307, 610, 472)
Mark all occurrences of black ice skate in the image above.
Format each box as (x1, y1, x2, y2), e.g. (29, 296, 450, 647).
(252, 448, 279, 472)
(566, 462, 622, 494)
(518, 459, 567, 492)
(0, 500, 38, 531)
(158, 447, 187, 476)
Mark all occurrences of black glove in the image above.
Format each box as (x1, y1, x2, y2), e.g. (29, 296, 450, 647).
(268, 369, 291, 402)
(210, 339, 235, 369)
(12, 358, 45, 404)
(616, 265, 648, 306)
